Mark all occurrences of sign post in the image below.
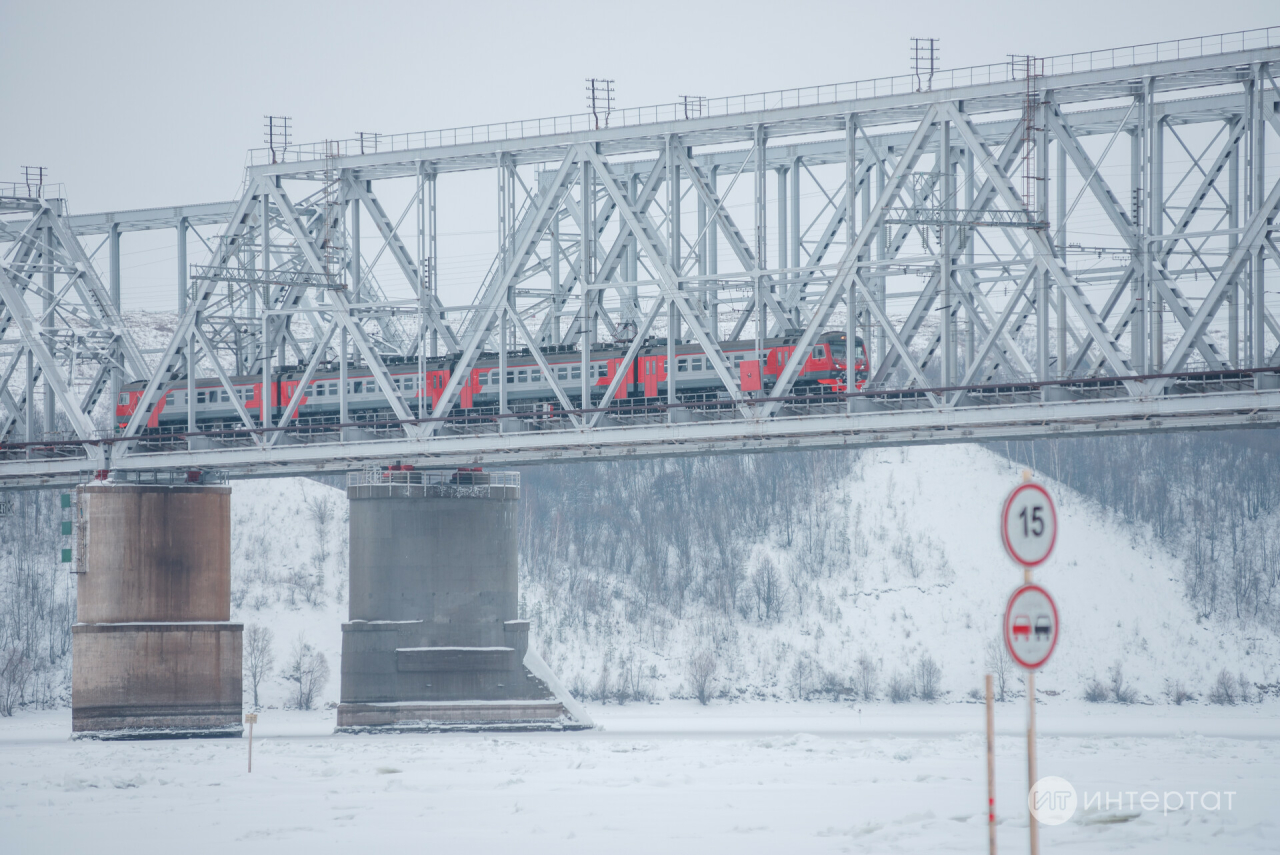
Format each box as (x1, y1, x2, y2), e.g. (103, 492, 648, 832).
(985, 673, 997, 855)
(245, 712, 258, 772)
(999, 474, 1059, 855)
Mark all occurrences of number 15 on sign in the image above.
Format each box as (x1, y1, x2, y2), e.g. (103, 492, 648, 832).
(1000, 482, 1057, 568)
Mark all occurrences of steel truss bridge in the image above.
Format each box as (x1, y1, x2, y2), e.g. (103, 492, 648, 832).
(1, 27, 1279, 487)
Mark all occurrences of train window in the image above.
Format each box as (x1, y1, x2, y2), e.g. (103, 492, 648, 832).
(433, 376, 442, 389)
(677, 358, 688, 373)
(571, 365, 581, 380)
(487, 370, 497, 385)
(314, 382, 325, 396)
(517, 369, 528, 383)
(165, 393, 174, 405)
(531, 369, 541, 383)
(598, 363, 608, 378)
(220, 390, 228, 403)
(812, 345, 826, 359)
(351, 381, 363, 394)
(506, 370, 515, 385)
(326, 383, 336, 396)
(663, 359, 667, 373)
(691, 357, 702, 371)
(478, 372, 487, 386)
(405, 377, 416, 391)
(196, 391, 206, 404)
(733, 353, 743, 364)
(557, 366, 568, 381)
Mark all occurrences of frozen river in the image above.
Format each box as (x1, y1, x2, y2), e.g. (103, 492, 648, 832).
(3, 701, 1278, 854)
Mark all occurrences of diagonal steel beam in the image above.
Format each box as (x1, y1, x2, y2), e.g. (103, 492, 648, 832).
(762, 107, 940, 416)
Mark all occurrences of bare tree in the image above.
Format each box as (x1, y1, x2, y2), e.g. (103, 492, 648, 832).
(915, 653, 942, 700)
(0, 647, 33, 717)
(243, 625, 275, 708)
(984, 636, 1012, 702)
(686, 649, 717, 705)
(751, 556, 784, 622)
(283, 634, 330, 710)
(855, 650, 878, 701)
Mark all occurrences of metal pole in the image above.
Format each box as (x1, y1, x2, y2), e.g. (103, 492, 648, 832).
(790, 156, 802, 328)
(847, 115, 858, 413)
(1130, 117, 1145, 373)
(941, 115, 954, 389)
(1026, 562, 1039, 855)
(186, 331, 196, 434)
(985, 673, 997, 855)
(1036, 97, 1050, 382)
(1152, 115, 1164, 372)
(177, 217, 188, 316)
(754, 124, 767, 365)
(776, 165, 788, 280)
(708, 166, 719, 337)
(339, 327, 348, 424)
(1228, 128, 1240, 367)
(42, 224, 55, 435)
(1055, 141, 1067, 378)
(428, 171, 438, 358)
(963, 145, 975, 371)
(108, 223, 121, 424)
(666, 300, 676, 412)
(500, 309, 509, 415)
(1252, 63, 1267, 368)
(582, 154, 594, 409)
(667, 137, 681, 344)
(551, 210, 562, 345)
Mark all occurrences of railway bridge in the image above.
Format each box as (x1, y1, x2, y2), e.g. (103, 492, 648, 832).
(1, 27, 1278, 488)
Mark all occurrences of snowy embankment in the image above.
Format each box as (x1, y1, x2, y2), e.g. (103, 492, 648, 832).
(226, 444, 1280, 712)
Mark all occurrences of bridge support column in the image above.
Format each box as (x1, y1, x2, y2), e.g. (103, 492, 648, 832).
(71, 484, 242, 738)
(337, 471, 590, 732)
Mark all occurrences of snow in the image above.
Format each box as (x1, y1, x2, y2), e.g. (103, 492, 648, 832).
(532, 443, 1280, 703)
(2, 702, 1278, 853)
(4, 438, 1278, 850)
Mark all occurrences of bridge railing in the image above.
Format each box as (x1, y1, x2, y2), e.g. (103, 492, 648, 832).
(246, 26, 1280, 167)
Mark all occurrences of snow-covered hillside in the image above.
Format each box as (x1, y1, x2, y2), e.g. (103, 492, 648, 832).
(228, 445, 1280, 712)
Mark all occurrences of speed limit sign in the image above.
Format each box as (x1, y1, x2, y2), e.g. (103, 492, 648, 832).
(1000, 482, 1057, 567)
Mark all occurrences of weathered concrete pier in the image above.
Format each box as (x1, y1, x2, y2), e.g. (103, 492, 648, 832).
(71, 481, 242, 738)
(337, 469, 589, 731)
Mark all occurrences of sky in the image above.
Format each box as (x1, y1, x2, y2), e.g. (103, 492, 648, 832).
(1, 0, 1276, 309)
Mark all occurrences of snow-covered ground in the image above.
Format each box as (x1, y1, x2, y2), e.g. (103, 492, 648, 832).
(2, 702, 1278, 853)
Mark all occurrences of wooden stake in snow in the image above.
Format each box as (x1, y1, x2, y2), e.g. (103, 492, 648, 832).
(245, 713, 258, 773)
(985, 673, 997, 855)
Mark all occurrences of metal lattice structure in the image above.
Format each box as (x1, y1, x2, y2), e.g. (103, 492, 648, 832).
(1, 27, 1279, 486)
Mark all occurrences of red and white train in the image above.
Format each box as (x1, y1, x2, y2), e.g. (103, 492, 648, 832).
(117, 331, 868, 432)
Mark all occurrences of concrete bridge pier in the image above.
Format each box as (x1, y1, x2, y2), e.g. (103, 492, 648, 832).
(337, 469, 590, 732)
(71, 482, 242, 738)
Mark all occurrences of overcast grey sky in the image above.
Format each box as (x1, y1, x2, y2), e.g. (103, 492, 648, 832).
(3, 0, 1275, 213)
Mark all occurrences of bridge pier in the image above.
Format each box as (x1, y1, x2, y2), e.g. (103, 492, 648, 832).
(337, 470, 589, 731)
(71, 483, 242, 738)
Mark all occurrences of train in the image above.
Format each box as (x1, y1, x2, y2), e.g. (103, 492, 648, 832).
(117, 331, 868, 432)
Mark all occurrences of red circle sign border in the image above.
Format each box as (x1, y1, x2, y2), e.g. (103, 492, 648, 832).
(1003, 583, 1060, 670)
(1000, 482, 1058, 568)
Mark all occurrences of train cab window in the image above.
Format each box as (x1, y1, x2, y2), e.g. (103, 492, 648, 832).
(830, 339, 847, 360)
(812, 345, 826, 359)
(676, 358, 688, 373)
(691, 357, 702, 372)
(517, 369, 528, 383)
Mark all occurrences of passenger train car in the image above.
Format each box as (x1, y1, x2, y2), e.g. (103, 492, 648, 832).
(117, 332, 868, 432)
